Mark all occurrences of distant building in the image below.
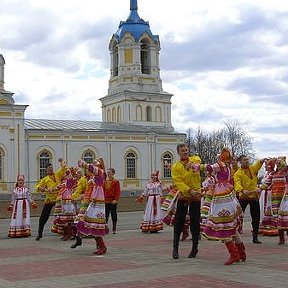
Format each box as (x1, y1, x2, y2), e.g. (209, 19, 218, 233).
(0, 0, 185, 194)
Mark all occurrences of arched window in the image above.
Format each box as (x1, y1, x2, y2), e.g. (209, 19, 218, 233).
(162, 152, 173, 179)
(136, 105, 142, 121)
(117, 106, 121, 122)
(146, 106, 152, 121)
(112, 107, 116, 122)
(112, 42, 118, 77)
(140, 39, 150, 74)
(39, 151, 51, 179)
(107, 109, 111, 122)
(155, 106, 162, 122)
(0, 148, 4, 181)
(126, 152, 136, 179)
(82, 150, 95, 164)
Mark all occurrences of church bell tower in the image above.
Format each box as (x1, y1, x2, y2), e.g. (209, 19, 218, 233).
(100, 0, 174, 131)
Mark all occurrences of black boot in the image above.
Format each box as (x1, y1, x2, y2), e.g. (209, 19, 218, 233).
(172, 234, 179, 259)
(112, 222, 117, 234)
(70, 236, 82, 248)
(188, 241, 199, 258)
(35, 228, 43, 241)
(252, 231, 262, 244)
(35, 235, 42, 241)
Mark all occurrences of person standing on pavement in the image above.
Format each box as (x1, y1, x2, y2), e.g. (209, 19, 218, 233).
(233, 155, 265, 244)
(7, 175, 37, 238)
(34, 158, 67, 241)
(104, 168, 121, 234)
(171, 143, 203, 259)
(137, 171, 164, 233)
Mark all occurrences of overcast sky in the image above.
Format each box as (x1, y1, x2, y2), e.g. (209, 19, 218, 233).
(1, 0, 288, 158)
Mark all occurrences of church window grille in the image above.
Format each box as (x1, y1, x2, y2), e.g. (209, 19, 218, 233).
(162, 153, 172, 179)
(39, 151, 51, 179)
(126, 152, 136, 178)
(83, 150, 95, 164)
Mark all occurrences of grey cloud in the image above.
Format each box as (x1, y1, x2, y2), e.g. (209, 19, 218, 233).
(254, 137, 288, 156)
(0, 5, 56, 50)
(254, 125, 288, 135)
(0, 2, 114, 72)
(160, 6, 287, 72)
(172, 105, 223, 123)
(228, 76, 288, 105)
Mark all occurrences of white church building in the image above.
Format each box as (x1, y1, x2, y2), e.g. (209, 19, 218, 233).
(0, 0, 186, 194)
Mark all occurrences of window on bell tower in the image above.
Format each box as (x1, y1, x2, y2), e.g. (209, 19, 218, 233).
(112, 42, 118, 77)
(141, 39, 151, 74)
(146, 106, 152, 121)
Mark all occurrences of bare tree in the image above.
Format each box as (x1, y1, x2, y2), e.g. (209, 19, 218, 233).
(185, 121, 255, 163)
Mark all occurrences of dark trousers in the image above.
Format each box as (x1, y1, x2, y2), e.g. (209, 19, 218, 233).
(105, 203, 118, 224)
(174, 200, 201, 246)
(239, 199, 260, 235)
(37, 203, 55, 237)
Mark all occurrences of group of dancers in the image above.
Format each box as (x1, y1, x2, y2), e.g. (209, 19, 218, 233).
(6, 143, 288, 264)
(6, 157, 120, 256)
(137, 143, 288, 265)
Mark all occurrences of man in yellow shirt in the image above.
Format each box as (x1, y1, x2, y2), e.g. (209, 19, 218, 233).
(171, 143, 203, 259)
(34, 159, 66, 240)
(234, 155, 265, 244)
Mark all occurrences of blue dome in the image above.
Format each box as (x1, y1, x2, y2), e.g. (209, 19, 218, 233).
(114, 0, 159, 43)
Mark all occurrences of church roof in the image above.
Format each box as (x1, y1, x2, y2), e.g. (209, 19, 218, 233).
(114, 0, 159, 43)
(24, 119, 180, 135)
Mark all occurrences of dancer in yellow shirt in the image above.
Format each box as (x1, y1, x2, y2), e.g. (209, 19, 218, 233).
(234, 155, 265, 244)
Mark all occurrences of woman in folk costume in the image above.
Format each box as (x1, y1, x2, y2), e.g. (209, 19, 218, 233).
(71, 158, 109, 255)
(161, 185, 177, 226)
(261, 157, 288, 244)
(7, 175, 37, 238)
(202, 148, 245, 265)
(52, 168, 78, 241)
(50, 159, 69, 237)
(137, 171, 164, 233)
(200, 171, 215, 232)
(258, 158, 278, 236)
(161, 185, 190, 241)
(277, 159, 288, 243)
(71, 169, 89, 224)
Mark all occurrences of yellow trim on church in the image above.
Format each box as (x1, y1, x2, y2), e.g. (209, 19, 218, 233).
(125, 48, 133, 63)
(0, 99, 8, 104)
(0, 111, 12, 117)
